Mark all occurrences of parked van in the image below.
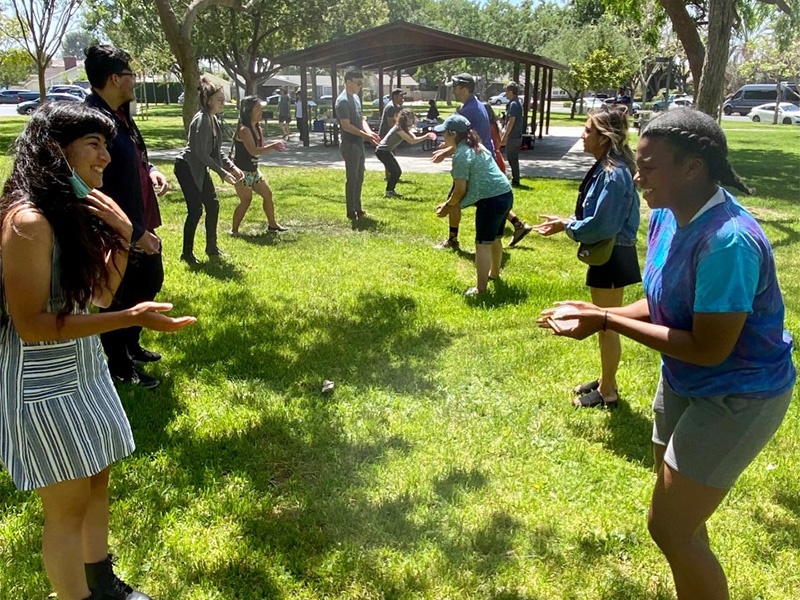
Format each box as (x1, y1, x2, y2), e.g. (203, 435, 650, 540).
(723, 83, 799, 115)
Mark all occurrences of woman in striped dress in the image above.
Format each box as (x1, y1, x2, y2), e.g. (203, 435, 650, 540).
(0, 103, 195, 600)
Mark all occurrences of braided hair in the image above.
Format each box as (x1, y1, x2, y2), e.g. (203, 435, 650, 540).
(641, 108, 751, 195)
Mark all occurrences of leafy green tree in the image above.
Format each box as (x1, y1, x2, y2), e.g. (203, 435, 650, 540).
(62, 30, 94, 58)
(0, 46, 34, 87)
(600, 0, 796, 115)
(0, 0, 82, 98)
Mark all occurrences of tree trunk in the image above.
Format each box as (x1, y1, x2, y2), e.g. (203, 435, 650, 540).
(658, 0, 705, 90)
(153, 0, 240, 131)
(696, 0, 737, 117)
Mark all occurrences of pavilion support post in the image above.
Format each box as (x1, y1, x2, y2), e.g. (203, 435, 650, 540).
(378, 67, 385, 111)
(538, 68, 547, 139)
(513, 61, 520, 84)
(330, 64, 338, 115)
(531, 64, 540, 144)
(545, 67, 554, 135)
(300, 62, 309, 147)
(523, 62, 531, 135)
(396, 69, 401, 88)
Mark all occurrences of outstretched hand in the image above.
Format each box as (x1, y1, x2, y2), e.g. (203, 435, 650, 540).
(537, 301, 604, 340)
(128, 302, 197, 332)
(531, 215, 567, 236)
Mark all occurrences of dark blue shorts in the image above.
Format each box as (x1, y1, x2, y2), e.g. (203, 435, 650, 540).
(474, 190, 513, 244)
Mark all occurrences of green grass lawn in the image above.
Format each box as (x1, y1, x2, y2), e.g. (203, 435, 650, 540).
(0, 117, 798, 599)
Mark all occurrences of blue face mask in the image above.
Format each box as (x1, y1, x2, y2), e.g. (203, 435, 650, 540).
(58, 146, 93, 198)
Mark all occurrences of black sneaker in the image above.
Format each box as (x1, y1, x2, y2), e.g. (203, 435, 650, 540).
(180, 253, 199, 265)
(129, 347, 161, 363)
(111, 368, 160, 390)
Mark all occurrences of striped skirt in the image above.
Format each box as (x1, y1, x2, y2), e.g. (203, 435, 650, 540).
(0, 323, 135, 491)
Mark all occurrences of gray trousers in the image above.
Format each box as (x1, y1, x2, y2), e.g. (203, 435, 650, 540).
(340, 138, 365, 216)
(506, 136, 522, 183)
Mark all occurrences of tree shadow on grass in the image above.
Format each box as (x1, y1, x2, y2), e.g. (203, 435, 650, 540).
(168, 286, 454, 398)
(565, 401, 654, 468)
(756, 218, 800, 249)
(728, 147, 800, 204)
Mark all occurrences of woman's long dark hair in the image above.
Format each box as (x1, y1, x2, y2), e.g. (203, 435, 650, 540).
(237, 95, 263, 146)
(395, 108, 416, 134)
(1, 102, 124, 315)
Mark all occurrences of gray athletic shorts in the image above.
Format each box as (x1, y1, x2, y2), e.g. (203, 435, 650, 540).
(652, 376, 792, 489)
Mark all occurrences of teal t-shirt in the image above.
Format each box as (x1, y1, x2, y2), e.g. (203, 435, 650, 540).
(451, 142, 512, 208)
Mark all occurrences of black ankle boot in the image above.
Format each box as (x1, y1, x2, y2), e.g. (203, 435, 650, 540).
(85, 554, 152, 600)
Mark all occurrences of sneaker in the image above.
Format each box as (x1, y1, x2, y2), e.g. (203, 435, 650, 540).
(434, 238, 460, 251)
(509, 223, 533, 248)
(86, 554, 152, 600)
(347, 211, 357, 220)
(180, 253, 199, 265)
(111, 368, 160, 390)
(206, 248, 227, 259)
(355, 210, 369, 219)
(129, 347, 162, 363)
(464, 286, 483, 297)
(267, 224, 289, 232)
(511, 180, 522, 188)
(384, 190, 404, 198)
(228, 229, 240, 237)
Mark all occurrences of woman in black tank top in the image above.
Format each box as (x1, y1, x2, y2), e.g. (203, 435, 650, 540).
(230, 96, 288, 235)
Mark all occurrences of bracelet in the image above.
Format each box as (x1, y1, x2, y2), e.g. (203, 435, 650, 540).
(602, 310, 608, 331)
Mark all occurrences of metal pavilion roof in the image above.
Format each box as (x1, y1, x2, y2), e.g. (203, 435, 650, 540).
(274, 20, 566, 73)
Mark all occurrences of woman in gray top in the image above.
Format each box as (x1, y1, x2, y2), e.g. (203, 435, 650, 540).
(174, 78, 243, 264)
(375, 109, 436, 198)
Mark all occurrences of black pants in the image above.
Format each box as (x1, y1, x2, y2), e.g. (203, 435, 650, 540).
(296, 117, 308, 143)
(175, 159, 219, 256)
(100, 250, 164, 376)
(375, 149, 402, 191)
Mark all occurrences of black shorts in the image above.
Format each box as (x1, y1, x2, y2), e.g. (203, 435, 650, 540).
(474, 191, 513, 244)
(585, 243, 641, 289)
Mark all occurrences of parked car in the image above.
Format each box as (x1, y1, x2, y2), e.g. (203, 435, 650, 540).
(318, 94, 333, 103)
(581, 96, 607, 110)
(0, 89, 30, 104)
(178, 91, 184, 104)
(47, 84, 89, 99)
(651, 94, 692, 112)
(723, 83, 799, 116)
(749, 102, 800, 125)
(372, 94, 391, 106)
(9, 90, 42, 103)
(489, 92, 510, 105)
(16, 92, 82, 115)
(601, 97, 641, 113)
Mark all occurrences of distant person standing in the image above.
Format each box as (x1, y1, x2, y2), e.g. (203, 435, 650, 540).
(335, 68, 381, 220)
(615, 87, 633, 113)
(85, 44, 169, 389)
(378, 88, 405, 138)
(277, 88, 291, 140)
(426, 98, 440, 121)
(174, 78, 243, 264)
(295, 90, 308, 144)
(500, 81, 524, 187)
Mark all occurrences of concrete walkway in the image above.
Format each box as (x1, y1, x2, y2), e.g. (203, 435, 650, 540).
(149, 126, 594, 180)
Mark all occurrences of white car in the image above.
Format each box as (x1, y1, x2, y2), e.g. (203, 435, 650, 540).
(489, 92, 510, 105)
(668, 97, 694, 110)
(749, 102, 800, 125)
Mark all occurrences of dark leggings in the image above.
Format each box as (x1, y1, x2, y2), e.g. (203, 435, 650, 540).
(175, 159, 219, 256)
(375, 148, 402, 192)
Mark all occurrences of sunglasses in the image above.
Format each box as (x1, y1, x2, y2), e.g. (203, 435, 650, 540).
(116, 71, 137, 79)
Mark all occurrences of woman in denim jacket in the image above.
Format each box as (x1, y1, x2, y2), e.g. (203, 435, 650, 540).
(534, 106, 640, 408)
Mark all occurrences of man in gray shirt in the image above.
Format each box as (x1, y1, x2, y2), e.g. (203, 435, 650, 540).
(335, 68, 381, 219)
(378, 88, 405, 138)
(278, 87, 291, 140)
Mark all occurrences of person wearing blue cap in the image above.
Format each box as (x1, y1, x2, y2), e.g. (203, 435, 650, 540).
(434, 114, 513, 295)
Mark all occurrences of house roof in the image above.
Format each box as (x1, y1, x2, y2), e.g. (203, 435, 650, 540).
(274, 20, 566, 73)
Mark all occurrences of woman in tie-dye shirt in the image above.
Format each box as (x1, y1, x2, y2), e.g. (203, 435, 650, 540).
(540, 108, 794, 600)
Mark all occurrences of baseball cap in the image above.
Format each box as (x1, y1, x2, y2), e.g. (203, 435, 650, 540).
(434, 114, 471, 133)
(450, 73, 475, 86)
(391, 88, 405, 96)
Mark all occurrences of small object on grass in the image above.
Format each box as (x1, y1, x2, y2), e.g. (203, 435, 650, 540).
(322, 380, 335, 393)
